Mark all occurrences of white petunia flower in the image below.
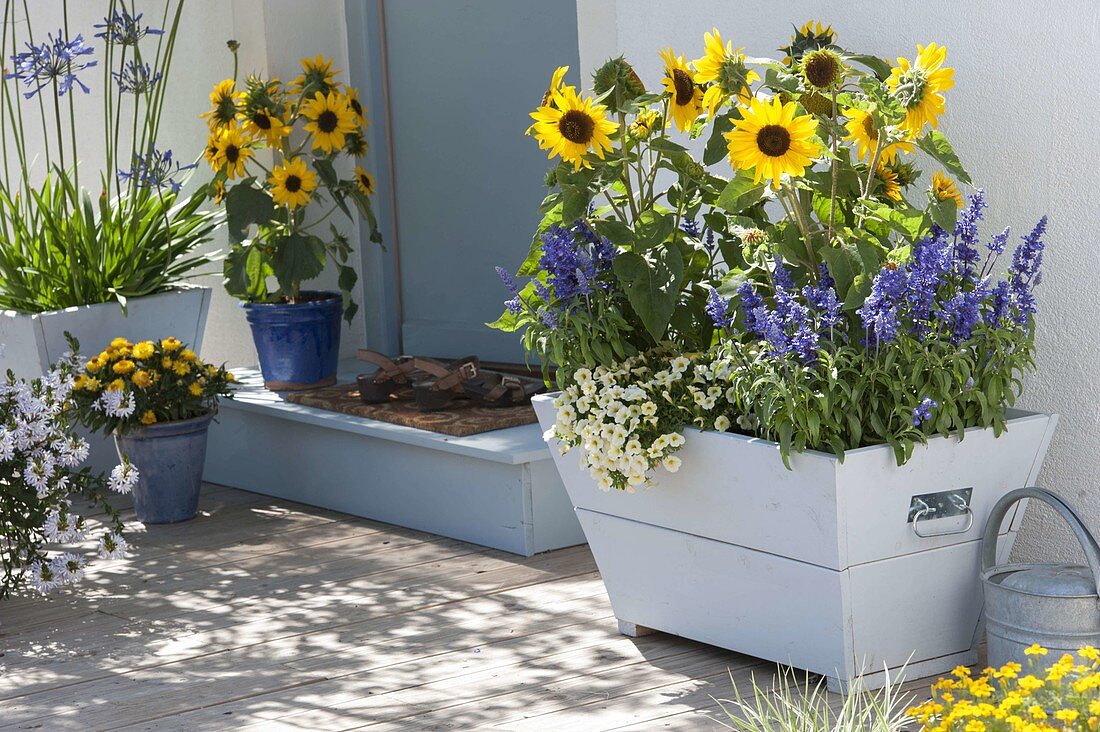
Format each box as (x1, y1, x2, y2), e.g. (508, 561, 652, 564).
(715, 415, 731, 432)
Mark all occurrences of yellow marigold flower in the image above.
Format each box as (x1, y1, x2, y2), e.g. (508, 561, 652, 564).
(1025, 644, 1049, 657)
(112, 359, 136, 375)
(725, 96, 822, 189)
(173, 361, 191, 376)
(887, 42, 954, 136)
(1029, 704, 1047, 720)
(1018, 675, 1045, 693)
(132, 341, 155, 360)
(1057, 709, 1080, 723)
(528, 85, 618, 171)
(188, 382, 204, 397)
(140, 410, 157, 425)
(132, 370, 153, 389)
(998, 662, 1023, 679)
(106, 378, 125, 392)
(659, 48, 702, 132)
(161, 337, 182, 352)
(1081, 646, 1100, 662)
(269, 157, 318, 209)
(964, 721, 985, 732)
(1090, 700, 1100, 715)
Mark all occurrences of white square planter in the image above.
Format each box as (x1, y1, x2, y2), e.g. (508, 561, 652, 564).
(0, 286, 212, 472)
(533, 394, 1058, 690)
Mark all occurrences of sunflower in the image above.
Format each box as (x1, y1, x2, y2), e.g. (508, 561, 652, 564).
(203, 132, 222, 170)
(659, 48, 702, 132)
(875, 165, 903, 202)
(527, 66, 574, 141)
(291, 54, 339, 96)
(842, 107, 913, 165)
(269, 157, 318, 209)
(725, 96, 822, 189)
(213, 179, 226, 205)
(241, 107, 291, 146)
(801, 48, 844, 91)
(344, 129, 369, 157)
(528, 86, 618, 171)
(344, 86, 369, 127)
(213, 124, 253, 179)
(887, 43, 954, 136)
(780, 21, 836, 65)
(930, 170, 963, 207)
(301, 91, 359, 154)
(201, 79, 241, 130)
(355, 166, 376, 197)
(693, 29, 758, 117)
(629, 110, 660, 140)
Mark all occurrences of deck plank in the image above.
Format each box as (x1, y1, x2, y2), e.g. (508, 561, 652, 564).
(0, 485, 936, 730)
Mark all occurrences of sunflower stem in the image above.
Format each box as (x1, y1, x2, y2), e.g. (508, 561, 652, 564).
(617, 111, 638, 222)
(827, 88, 838, 243)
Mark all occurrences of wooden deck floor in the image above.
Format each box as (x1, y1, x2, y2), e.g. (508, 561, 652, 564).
(0, 484, 923, 730)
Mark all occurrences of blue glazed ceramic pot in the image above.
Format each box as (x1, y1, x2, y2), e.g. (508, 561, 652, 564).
(242, 291, 342, 391)
(114, 412, 214, 524)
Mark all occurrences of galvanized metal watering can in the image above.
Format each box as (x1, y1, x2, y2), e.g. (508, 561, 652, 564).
(982, 487, 1100, 670)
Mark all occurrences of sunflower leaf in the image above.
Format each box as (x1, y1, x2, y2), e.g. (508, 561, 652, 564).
(845, 52, 892, 81)
(929, 197, 959, 233)
(225, 181, 275, 244)
(612, 246, 684, 340)
(703, 114, 734, 166)
(716, 171, 764, 214)
(917, 130, 972, 185)
(272, 232, 326, 296)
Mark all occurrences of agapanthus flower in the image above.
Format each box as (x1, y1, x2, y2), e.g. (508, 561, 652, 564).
(94, 10, 163, 45)
(112, 60, 161, 93)
(912, 397, 938, 427)
(118, 146, 196, 194)
(6, 32, 96, 98)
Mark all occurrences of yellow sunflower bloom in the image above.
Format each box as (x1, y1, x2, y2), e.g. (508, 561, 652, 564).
(203, 132, 222, 171)
(887, 42, 954, 136)
(140, 410, 157, 425)
(201, 79, 241, 130)
(526, 66, 575, 141)
(344, 86, 370, 127)
(725, 96, 822, 189)
(301, 91, 359, 154)
(629, 110, 660, 140)
(291, 54, 339, 96)
(930, 170, 963, 207)
(241, 107, 292, 147)
(213, 124, 253, 180)
(659, 48, 702, 132)
(693, 29, 759, 118)
(842, 107, 914, 165)
(269, 157, 318, 209)
(528, 86, 618, 171)
(355, 166, 376, 197)
(876, 165, 903, 202)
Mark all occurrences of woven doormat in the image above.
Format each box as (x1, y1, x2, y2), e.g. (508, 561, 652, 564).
(285, 384, 539, 437)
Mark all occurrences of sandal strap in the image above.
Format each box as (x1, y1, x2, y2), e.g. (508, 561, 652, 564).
(357, 350, 415, 381)
(412, 357, 480, 392)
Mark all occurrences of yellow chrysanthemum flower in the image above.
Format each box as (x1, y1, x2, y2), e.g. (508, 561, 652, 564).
(213, 124, 253, 180)
(931, 170, 963, 207)
(876, 165, 903, 202)
(86, 358, 103, 374)
(132, 370, 153, 389)
(842, 107, 913, 165)
(189, 382, 204, 397)
(202, 79, 241, 130)
(113, 359, 136, 375)
(161, 337, 182, 352)
(110, 337, 132, 349)
(291, 54, 339, 96)
(724, 96, 822, 189)
(528, 85, 618, 171)
(659, 48, 702, 132)
(106, 378, 125, 392)
(693, 29, 759, 118)
(301, 91, 359, 154)
(241, 107, 291, 147)
(887, 42, 954, 135)
(132, 341, 155, 360)
(269, 157, 318, 209)
(354, 166, 375, 197)
(140, 410, 157, 425)
(173, 361, 191, 376)
(180, 349, 197, 363)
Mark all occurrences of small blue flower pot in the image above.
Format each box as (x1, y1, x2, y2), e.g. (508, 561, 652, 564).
(114, 412, 214, 524)
(242, 292, 342, 391)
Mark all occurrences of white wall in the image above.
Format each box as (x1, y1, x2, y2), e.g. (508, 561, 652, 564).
(2, 0, 366, 368)
(576, 0, 1100, 563)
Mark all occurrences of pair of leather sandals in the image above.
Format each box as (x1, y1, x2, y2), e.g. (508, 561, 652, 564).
(356, 351, 545, 412)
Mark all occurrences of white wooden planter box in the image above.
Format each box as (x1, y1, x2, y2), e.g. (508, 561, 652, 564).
(0, 286, 212, 472)
(533, 394, 1057, 690)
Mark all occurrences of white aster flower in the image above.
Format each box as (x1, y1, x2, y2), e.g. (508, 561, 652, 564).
(26, 560, 57, 593)
(50, 553, 85, 585)
(98, 532, 130, 560)
(108, 462, 140, 494)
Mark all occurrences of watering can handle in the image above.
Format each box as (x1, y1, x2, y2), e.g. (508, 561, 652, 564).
(982, 487, 1100, 598)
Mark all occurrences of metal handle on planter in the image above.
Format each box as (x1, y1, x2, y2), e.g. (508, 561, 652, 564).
(911, 496, 974, 538)
(981, 487, 1100, 598)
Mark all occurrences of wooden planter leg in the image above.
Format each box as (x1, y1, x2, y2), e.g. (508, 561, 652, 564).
(617, 619, 657, 638)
